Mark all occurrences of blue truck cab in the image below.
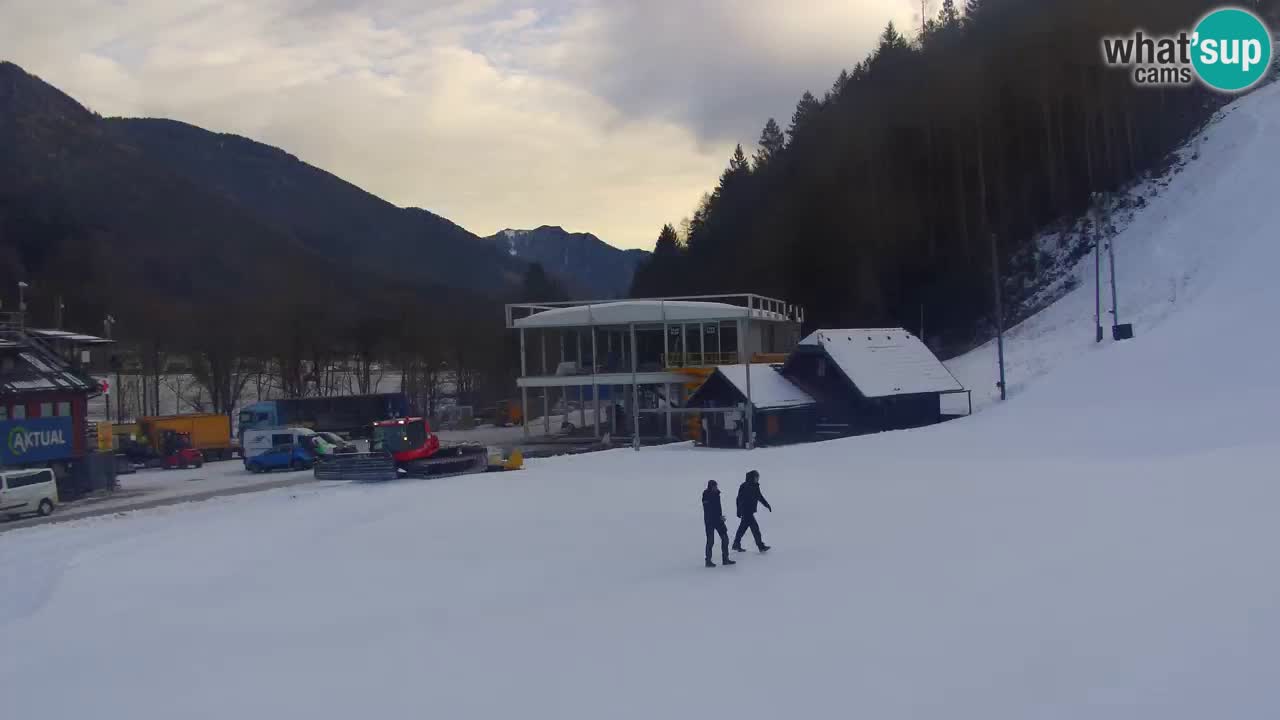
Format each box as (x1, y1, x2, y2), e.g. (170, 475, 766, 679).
(238, 402, 279, 437)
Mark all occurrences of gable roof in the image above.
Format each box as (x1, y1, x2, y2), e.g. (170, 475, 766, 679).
(795, 328, 963, 398)
(691, 363, 816, 410)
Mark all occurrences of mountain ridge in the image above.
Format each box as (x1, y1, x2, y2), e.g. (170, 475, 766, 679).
(483, 225, 648, 299)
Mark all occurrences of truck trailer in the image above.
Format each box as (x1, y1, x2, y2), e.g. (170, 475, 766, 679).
(138, 413, 237, 461)
(238, 393, 410, 441)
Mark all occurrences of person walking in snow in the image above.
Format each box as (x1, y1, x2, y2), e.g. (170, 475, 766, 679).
(702, 480, 736, 568)
(732, 470, 772, 553)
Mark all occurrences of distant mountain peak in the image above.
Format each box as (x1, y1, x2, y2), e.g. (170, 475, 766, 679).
(484, 225, 649, 299)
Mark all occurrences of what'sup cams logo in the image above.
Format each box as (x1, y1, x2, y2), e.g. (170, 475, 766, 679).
(1102, 7, 1273, 92)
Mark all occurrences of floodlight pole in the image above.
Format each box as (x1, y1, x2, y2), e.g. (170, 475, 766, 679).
(1107, 224, 1120, 333)
(990, 233, 1006, 401)
(1094, 204, 1103, 343)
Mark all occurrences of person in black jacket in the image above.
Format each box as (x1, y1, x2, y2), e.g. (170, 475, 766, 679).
(702, 480, 736, 568)
(732, 470, 772, 552)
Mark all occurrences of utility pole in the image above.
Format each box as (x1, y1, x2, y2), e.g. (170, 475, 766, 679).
(17, 281, 28, 327)
(54, 296, 65, 329)
(1107, 224, 1120, 334)
(989, 233, 1006, 401)
(1093, 200, 1103, 343)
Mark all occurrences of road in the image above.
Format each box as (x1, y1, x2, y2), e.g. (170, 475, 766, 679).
(0, 470, 323, 535)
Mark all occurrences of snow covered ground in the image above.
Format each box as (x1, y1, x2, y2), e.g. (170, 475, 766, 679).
(4, 85, 1280, 719)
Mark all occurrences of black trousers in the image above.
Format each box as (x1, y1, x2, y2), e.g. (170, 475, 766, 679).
(734, 513, 764, 549)
(705, 518, 730, 561)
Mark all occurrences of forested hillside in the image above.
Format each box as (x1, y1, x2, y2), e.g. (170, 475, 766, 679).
(631, 0, 1271, 352)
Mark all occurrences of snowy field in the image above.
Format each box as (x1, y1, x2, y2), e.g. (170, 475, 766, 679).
(3, 85, 1280, 718)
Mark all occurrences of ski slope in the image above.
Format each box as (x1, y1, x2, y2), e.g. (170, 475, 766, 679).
(3, 85, 1280, 719)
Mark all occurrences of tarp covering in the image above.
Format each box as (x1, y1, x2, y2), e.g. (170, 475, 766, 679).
(514, 300, 788, 328)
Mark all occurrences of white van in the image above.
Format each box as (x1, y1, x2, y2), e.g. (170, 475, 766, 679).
(241, 428, 317, 460)
(0, 468, 58, 518)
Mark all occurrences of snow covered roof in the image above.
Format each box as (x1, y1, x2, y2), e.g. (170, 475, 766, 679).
(797, 328, 963, 398)
(0, 335, 99, 396)
(29, 328, 114, 344)
(514, 300, 788, 328)
(703, 363, 815, 410)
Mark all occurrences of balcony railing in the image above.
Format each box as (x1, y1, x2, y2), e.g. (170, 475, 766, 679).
(661, 352, 740, 368)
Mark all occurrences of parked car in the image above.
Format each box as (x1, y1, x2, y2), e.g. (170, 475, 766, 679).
(0, 468, 58, 519)
(316, 432, 357, 454)
(244, 443, 316, 474)
(242, 427, 318, 460)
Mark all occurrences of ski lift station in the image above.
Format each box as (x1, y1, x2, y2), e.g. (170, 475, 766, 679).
(507, 295, 970, 450)
(508, 294, 802, 448)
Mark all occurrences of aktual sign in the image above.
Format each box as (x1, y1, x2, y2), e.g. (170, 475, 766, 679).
(1, 417, 75, 465)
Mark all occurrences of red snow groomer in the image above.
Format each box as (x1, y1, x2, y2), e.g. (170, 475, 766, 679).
(314, 417, 498, 482)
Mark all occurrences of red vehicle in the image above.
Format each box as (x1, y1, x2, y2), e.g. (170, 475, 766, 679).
(160, 431, 204, 470)
(367, 417, 488, 476)
(316, 417, 520, 482)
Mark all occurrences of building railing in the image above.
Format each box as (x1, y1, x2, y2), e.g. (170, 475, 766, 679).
(661, 352, 740, 368)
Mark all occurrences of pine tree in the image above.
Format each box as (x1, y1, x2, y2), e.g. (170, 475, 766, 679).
(519, 262, 566, 303)
(878, 21, 910, 53)
(939, 0, 961, 28)
(729, 144, 750, 174)
(830, 70, 851, 100)
(788, 91, 820, 141)
(963, 0, 984, 25)
(754, 118, 786, 169)
(654, 224, 681, 258)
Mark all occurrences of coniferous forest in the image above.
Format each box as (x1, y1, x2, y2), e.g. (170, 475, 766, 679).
(631, 0, 1275, 353)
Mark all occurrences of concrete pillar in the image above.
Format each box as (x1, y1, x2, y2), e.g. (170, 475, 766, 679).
(630, 323, 639, 451)
(665, 383, 672, 439)
(521, 386, 529, 439)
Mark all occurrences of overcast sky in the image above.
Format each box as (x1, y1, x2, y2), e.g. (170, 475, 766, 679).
(1, 0, 917, 249)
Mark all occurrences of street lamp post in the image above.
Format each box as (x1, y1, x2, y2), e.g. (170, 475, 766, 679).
(17, 281, 28, 326)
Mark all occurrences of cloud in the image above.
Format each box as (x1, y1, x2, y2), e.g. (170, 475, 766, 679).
(0, 0, 913, 249)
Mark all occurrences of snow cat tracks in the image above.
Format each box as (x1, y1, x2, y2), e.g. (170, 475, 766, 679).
(402, 445, 490, 479)
(314, 452, 398, 482)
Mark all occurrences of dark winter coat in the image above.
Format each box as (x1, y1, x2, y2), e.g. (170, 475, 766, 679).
(736, 480, 772, 517)
(702, 487, 725, 525)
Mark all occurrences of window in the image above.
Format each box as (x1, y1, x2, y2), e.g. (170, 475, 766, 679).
(11, 405, 25, 419)
(0, 406, 6, 421)
(4, 469, 53, 489)
(39, 402, 53, 417)
(55, 402, 72, 417)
